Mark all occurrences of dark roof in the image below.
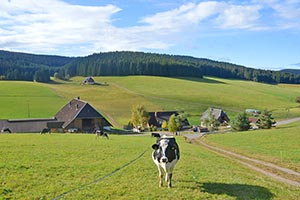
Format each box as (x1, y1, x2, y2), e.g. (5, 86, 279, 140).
(200, 108, 230, 123)
(83, 76, 95, 84)
(148, 111, 190, 127)
(55, 98, 112, 128)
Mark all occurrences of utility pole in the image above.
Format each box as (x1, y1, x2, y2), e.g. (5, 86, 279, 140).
(27, 101, 30, 118)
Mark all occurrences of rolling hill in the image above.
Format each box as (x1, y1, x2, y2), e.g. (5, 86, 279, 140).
(1, 50, 300, 84)
(1, 76, 300, 126)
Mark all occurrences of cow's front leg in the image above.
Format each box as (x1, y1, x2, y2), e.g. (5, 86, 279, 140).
(158, 166, 163, 187)
(167, 173, 172, 188)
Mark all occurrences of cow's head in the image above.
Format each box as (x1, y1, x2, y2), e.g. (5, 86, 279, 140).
(152, 137, 179, 163)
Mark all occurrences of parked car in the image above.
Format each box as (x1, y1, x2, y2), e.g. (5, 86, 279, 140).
(68, 128, 78, 133)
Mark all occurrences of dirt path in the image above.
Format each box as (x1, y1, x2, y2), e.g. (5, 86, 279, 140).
(184, 135, 300, 187)
(275, 117, 300, 126)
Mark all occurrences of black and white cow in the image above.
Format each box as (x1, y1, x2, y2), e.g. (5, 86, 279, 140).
(95, 130, 109, 139)
(40, 128, 50, 134)
(152, 135, 180, 188)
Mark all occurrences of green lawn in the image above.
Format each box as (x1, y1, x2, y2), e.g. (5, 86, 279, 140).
(203, 122, 300, 172)
(0, 81, 66, 119)
(0, 134, 299, 199)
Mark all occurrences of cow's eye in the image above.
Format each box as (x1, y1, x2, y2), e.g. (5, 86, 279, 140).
(171, 147, 175, 150)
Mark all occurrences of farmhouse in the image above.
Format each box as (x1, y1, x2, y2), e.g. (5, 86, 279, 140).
(0, 98, 112, 133)
(148, 111, 190, 130)
(82, 76, 95, 85)
(55, 98, 112, 132)
(200, 108, 230, 125)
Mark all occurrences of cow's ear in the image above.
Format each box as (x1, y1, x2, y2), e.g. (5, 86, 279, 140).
(152, 144, 159, 150)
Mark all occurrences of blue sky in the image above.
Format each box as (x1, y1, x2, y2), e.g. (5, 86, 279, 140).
(0, 0, 299, 70)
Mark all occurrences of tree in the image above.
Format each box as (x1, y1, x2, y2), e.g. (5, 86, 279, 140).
(231, 112, 251, 131)
(295, 96, 300, 105)
(53, 72, 59, 80)
(168, 114, 178, 133)
(175, 112, 189, 130)
(34, 68, 50, 83)
(257, 110, 275, 129)
(130, 104, 149, 131)
(161, 120, 168, 130)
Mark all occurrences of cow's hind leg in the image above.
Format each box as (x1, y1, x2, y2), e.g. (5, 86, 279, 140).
(167, 173, 173, 188)
(166, 167, 174, 188)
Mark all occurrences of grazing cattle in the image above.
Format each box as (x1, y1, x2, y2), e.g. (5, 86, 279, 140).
(40, 128, 50, 134)
(1, 128, 12, 133)
(95, 130, 109, 139)
(152, 135, 180, 188)
(151, 132, 161, 138)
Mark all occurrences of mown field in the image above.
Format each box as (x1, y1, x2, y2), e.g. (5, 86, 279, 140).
(202, 122, 300, 172)
(1, 77, 300, 199)
(0, 81, 66, 119)
(1, 134, 300, 200)
(1, 76, 300, 126)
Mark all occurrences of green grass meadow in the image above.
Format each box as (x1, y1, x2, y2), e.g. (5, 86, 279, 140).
(0, 82, 66, 119)
(203, 122, 300, 172)
(1, 134, 299, 200)
(1, 76, 300, 126)
(1, 77, 300, 199)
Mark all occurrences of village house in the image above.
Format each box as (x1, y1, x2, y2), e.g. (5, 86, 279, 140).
(148, 111, 190, 130)
(200, 108, 230, 126)
(82, 76, 95, 85)
(0, 98, 112, 133)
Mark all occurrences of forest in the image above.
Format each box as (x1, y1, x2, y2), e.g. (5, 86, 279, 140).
(1, 50, 300, 84)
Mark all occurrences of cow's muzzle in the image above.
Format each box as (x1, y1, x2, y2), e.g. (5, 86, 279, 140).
(161, 157, 168, 163)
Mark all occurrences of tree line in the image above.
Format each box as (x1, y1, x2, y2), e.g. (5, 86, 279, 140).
(0, 50, 74, 82)
(63, 51, 203, 78)
(1, 50, 300, 84)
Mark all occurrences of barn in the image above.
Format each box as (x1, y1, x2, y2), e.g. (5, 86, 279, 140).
(0, 98, 112, 133)
(55, 98, 112, 132)
(82, 76, 95, 85)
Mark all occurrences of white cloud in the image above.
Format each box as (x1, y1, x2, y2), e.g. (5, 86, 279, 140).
(253, 0, 300, 29)
(215, 4, 262, 30)
(140, 1, 265, 31)
(0, 0, 121, 55)
(0, 0, 299, 56)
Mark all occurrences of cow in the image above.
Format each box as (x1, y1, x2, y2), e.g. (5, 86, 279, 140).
(40, 128, 50, 134)
(152, 135, 180, 188)
(95, 130, 109, 139)
(1, 128, 12, 133)
(151, 132, 161, 138)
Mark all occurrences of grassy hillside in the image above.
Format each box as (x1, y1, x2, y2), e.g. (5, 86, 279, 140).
(0, 81, 66, 119)
(202, 122, 300, 172)
(1, 76, 300, 126)
(47, 76, 300, 126)
(0, 134, 299, 199)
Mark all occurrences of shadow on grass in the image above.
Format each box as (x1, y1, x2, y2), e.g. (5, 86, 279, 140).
(175, 77, 227, 84)
(178, 181, 274, 200)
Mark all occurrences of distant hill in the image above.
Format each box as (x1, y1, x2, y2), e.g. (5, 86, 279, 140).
(0, 50, 75, 82)
(280, 69, 300, 75)
(1, 50, 300, 84)
(64, 51, 300, 84)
